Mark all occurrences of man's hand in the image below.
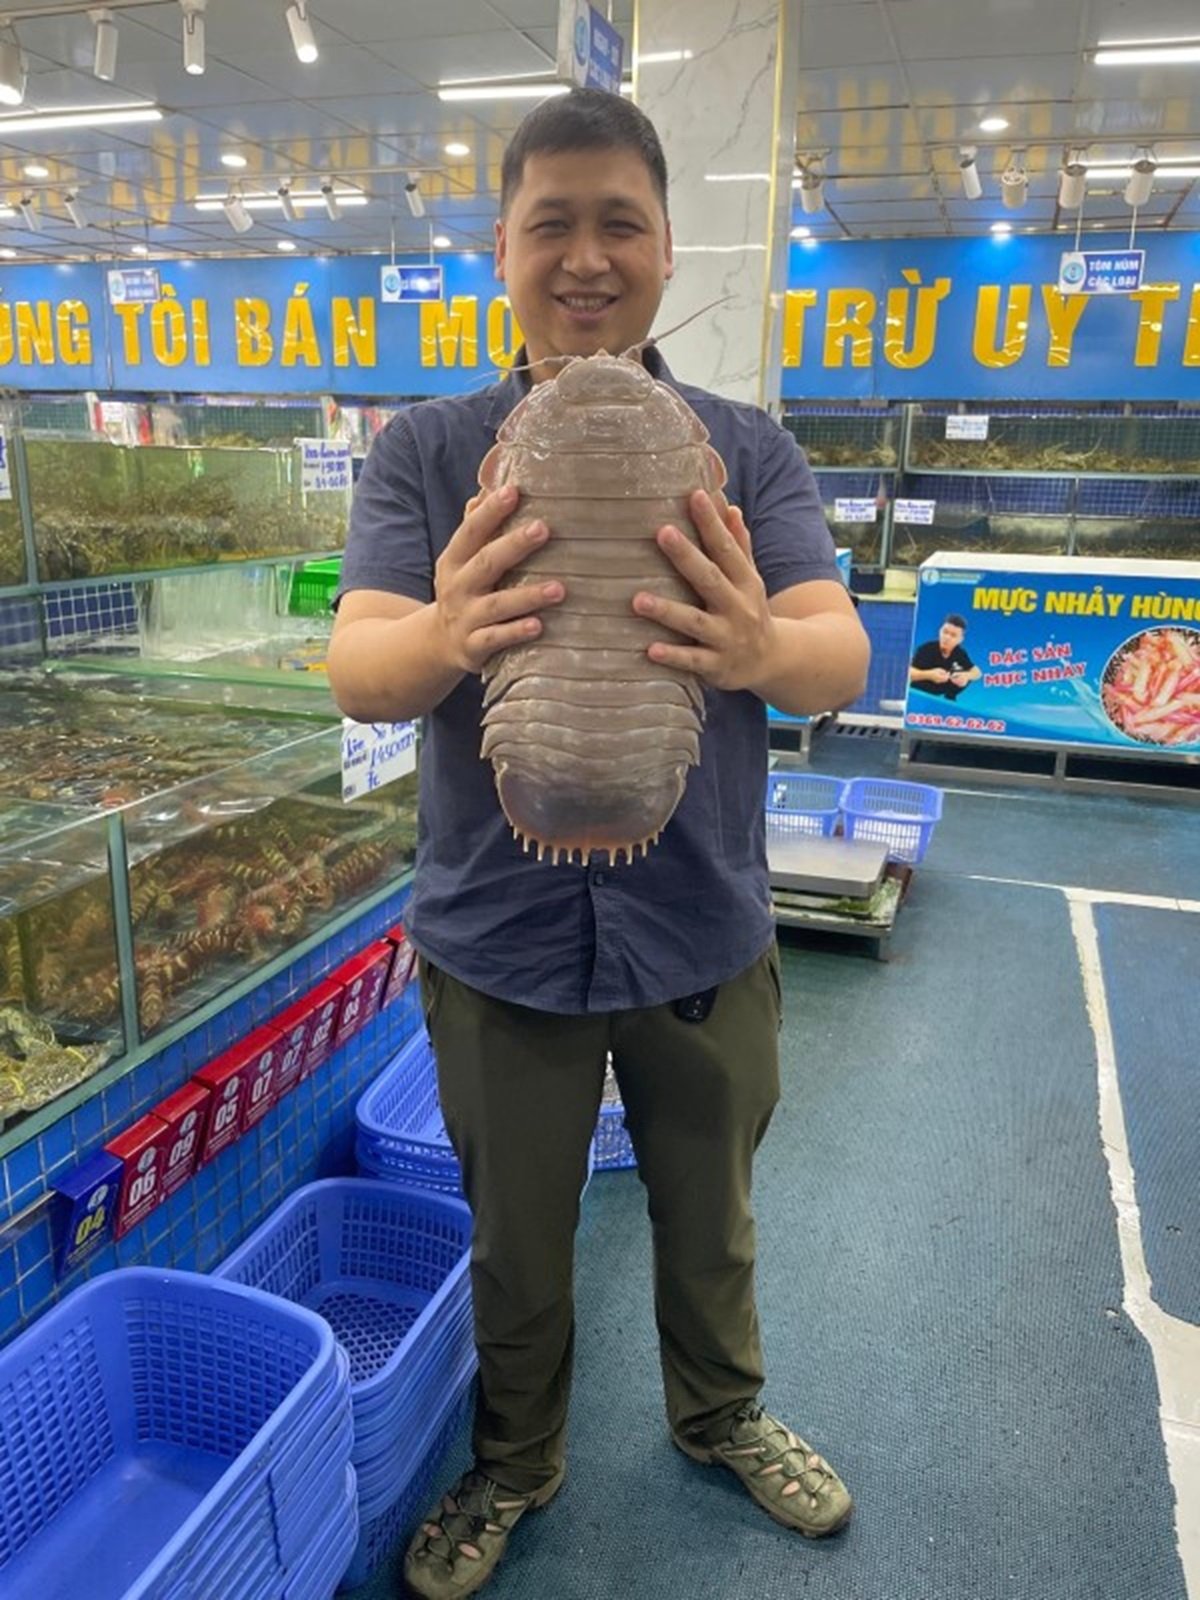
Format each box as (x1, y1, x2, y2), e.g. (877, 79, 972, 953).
(949, 670, 970, 687)
(433, 484, 564, 673)
(632, 489, 776, 692)
(930, 667, 952, 684)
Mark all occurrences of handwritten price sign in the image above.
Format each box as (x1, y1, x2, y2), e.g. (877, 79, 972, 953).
(341, 719, 417, 801)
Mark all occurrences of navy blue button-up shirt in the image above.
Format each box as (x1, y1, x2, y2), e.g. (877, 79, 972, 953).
(337, 349, 839, 1013)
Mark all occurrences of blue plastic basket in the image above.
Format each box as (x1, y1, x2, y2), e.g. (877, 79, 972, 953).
(356, 1030, 462, 1191)
(593, 1102, 636, 1171)
(839, 776, 943, 864)
(0, 1268, 349, 1600)
(764, 772, 845, 838)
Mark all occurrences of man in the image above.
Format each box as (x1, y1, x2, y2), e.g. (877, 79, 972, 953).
(909, 613, 981, 700)
(328, 89, 869, 1600)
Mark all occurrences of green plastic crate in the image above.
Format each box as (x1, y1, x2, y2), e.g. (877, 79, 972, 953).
(289, 558, 342, 616)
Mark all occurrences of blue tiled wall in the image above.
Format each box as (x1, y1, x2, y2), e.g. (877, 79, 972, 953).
(0, 884, 421, 1347)
(845, 598, 915, 715)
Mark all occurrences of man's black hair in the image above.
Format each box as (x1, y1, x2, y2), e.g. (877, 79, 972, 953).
(500, 87, 669, 215)
(943, 614, 967, 631)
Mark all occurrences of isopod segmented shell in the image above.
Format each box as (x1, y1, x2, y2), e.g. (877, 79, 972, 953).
(478, 351, 727, 865)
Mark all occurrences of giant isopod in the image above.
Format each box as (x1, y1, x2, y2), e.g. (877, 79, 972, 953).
(478, 349, 728, 866)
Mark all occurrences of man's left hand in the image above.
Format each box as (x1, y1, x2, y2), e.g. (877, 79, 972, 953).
(632, 490, 776, 692)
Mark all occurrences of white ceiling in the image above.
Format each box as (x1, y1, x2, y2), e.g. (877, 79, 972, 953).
(0, 0, 1193, 259)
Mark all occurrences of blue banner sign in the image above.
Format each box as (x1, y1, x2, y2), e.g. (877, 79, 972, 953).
(1057, 248, 1144, 296)
(107, 266, 161, 305)
(906, 554, 1200, 755)
(380, 263, 444, 303)
(558, 0, 625, 93)
(0, 233, 1195, 398)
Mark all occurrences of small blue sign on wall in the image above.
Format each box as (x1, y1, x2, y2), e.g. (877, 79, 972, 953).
(107, 266, 161, 304)
(380, 263, 444, 303)
(558, 0, 625, 93)
(1058, 249, 1145, 295)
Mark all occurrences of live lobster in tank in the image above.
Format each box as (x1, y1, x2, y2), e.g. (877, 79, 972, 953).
(477, 338, 729, 866)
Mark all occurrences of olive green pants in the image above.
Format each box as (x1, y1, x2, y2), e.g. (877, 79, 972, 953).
(420, 944, 782, 1496)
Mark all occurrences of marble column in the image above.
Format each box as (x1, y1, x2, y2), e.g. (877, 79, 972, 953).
(634, 0, 799, 409)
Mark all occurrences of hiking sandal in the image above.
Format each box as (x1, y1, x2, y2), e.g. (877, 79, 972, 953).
(674, 1402, 853, 1538)
(403, 1467, 563, 1598)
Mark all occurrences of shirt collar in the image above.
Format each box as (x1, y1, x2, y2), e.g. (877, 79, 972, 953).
(482, 343, 677, 434)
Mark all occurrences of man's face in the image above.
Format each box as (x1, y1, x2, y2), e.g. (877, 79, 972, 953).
(495, 146, 673, 380)
(939, 622, 965, 656)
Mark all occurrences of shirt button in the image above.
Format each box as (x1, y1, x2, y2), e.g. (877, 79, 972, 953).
(591, 870, 607, 887)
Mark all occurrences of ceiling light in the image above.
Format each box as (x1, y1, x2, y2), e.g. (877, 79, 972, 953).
(790, 225, 812, 238)
(635, 49, 694, 64)
(1124, 148, 1157, 206)
(222, 190, 252, 233)
(958, 145, 982, 200)
(221, 152, 247, 169)
(193, 190, 368, 212)
(131, 243, 148, 255)
(277, 182, 298, 221)
(23, 162, 48, 179)
(444, 141, 470, 157)
(180, 0, 206, 76)
(1094, 36, 1200, 66)
(285, 2, 318, 64)
(277, 239, 296, 251)
(63, 192, 86, 228)
(979, 116, 1009, 133)
(90, 8, 118, 81)
(404, 174, 425, 219)
(432, 234, 452, 248)
(1058, 148, 1088, 208)
(0, 31, 27, 107)
(1092, 163, 1200, 180)
(1000, 153, 1028, 208)
(438, 82, 570, 102)
(320, 178, 340, 220)
(18, 194, 39, 231)
(705, 172, 770, 182)
(990, 221, 1013, 235)
(0, 247, 15, 258)
(0, 103, 160, 134)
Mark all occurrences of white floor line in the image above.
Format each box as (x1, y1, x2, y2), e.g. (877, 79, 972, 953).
(965, 873, 1200, 915)
(1068, 897, 1200, 1596)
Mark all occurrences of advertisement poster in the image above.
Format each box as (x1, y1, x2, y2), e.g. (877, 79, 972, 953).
(905, 553, 1200, 755)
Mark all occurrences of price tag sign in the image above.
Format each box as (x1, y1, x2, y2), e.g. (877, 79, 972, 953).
(297, 438, 352, 493)
(946, 414, 989, 441)
(833, 497, 878, 524)
(0, 427, 11, 501)
(342, 719, 417, 801)
(895, 498, 937, 525)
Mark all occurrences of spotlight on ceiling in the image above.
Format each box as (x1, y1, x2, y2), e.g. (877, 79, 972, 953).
(63, 192, 87, 228)
(285, 2, 318, 64)
(1058, 148, 1088, 208)
(277, 182, 298, 221)
(1000, 152, 1028, 208)
(1125, 148, 1157, 206)
(404, 173, 425, 218)
(180, 0, 206, 76)
(320, 178, 340, 220)
(958, 145, 982, 200)
(18, 193, 39, 230)
(0, 30, 27, 107)
(90, 8, 118, 81)
(796, 157, 825, 214)
(222, 189, 252, 233)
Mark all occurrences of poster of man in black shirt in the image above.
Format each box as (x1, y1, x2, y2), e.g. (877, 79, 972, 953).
(909, 613, 982, 700)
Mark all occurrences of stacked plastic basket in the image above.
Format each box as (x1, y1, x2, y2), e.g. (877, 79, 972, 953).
(765, 772, 942, 864)
(215, 1177, 476, 1591)
(0, 1268, 356, 1600)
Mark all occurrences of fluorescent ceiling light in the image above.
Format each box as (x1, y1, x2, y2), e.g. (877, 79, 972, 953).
(432, 234, 451, 247)
(790, 225, 811, 238)
(635, 50, 693, 64)
(23, 162, 48, 178)
(0, 247, 15, 257)
(444, 141, 470, 156)
(277, 239, 296, 251)
(1087, 163, 1200, 179)
(285, 2, 318, 64)
(194, 191, 368, 212)
(221, 152, 247, 169)
(672, 243, 767, 254)
(1094, 36, 1200, 65)
(990, 221, 1013, 234)
(979, 116, 1009, 132)
(438, 82, 569, 101)
(0, 104, 161, 134)
(705, 171, 770, 182)
(439, 68, 555, 85)
(91, 8, 118, 81)
(131, 243, 148, 255)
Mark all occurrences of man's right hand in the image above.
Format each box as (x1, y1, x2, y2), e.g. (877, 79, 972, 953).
(433, 484, 565, 674)
(928, 667, 951, 683)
